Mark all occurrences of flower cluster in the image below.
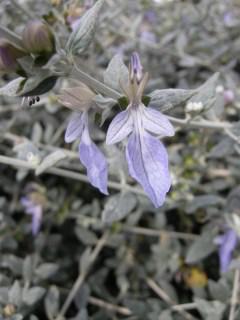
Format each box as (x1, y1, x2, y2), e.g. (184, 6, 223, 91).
(60, 53, 175, 207)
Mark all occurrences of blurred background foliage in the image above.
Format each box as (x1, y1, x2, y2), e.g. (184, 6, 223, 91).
(0, 0, 240, 319)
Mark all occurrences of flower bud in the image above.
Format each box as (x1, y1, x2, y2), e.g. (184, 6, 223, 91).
(130, 52, 143, 83)
(0, 39, 26, 74)
(22, 20, 55, 55)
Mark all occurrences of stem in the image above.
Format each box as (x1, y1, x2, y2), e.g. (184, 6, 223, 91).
(229, 269, 240, 320)
(0, 26, 25, 50)
(0, 155, 146, 196)
(146, 278, 197, 320)
(71, 63, 121, 100)
(56, 231, 109, 320)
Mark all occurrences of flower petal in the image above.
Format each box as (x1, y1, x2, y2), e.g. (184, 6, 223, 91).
(126, 131, 171, 207)
(79, 124, 108, 195)
(31, 205, 42, 236)
(219, 229, 238, 273)
(65, 112, 84, 143)
(106, 110, 133, 144)
(143, 107, 175, 137)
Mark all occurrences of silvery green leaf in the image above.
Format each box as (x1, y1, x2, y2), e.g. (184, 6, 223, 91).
(75, 226, 98, 245)
(22, 286, 45, 306)
(80, 248, 92, 273)
(159, 310, 173, 320)
(186, 195, 224, 214)
(70, 309, 88, 320)
(94, 94, 117, 126)
(149, 88, 195, 112)
(31, 122, 43, 144)
(186, 230, 217, 263)
(66, 0, 104, 55)
(104, 54, 129, 91)
(0, 287, 8, 304)
(194, 298, 226, 320)
(0, 77, 25, 96)
(190, 73, 220, 119)
(44, 286, 59, 320)
(102, 192, 137, 223)
(74, 284, 90, 310)
(35, 263, 59, 280)
(35, 150, 66, 175)
(22, 256, 33, 284)
(208, 280, 230, 302)
(9, 281, 22, 307)
(11, 315, 23, 320)
(208, 138, 233, 158)
(0, 255, 23, 275)
(94, 94, 116, 110)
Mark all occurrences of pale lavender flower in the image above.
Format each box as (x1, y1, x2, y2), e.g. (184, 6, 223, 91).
(59, 83, 108, 195)
(216, 229, 238, 273)
(106, 52, 174, 207)
(21, 196, 42, 235)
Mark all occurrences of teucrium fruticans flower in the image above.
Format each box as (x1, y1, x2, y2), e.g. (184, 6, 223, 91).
(106, 52, 175, 207)
(59, 82, 108, 195)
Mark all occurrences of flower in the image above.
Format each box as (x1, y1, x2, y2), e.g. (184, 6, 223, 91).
(215, 229, 238, 273)
(21, 184, 47, 235)
(59, 82, 108, 195)
(106, 52, 174, 207)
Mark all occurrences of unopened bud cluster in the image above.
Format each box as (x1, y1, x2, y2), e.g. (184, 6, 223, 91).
(185, 101, 203, 114)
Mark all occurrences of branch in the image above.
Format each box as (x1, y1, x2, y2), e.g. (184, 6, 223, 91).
(146, 278, 198, 320)
(56, 231, 109, 320)
(0, 155, 146, 196)
(229, 269, 240, 320)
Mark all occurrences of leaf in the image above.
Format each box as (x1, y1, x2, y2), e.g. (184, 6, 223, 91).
(75, 226, 98, 245)
(149, 88, 195, 112)
(66, 0, 105, 55)
(0, 77, 26, 96)
(208, 279, 230, 302)
(208, 138, 233, 158)
(190, 73, 220, 119)
(186, 230, 217, 264)
(35, 150, 66, 175)
(44, 286, 59, 320)
(104, 54, 129, 91)
(194, 298, 226, 320)
(35, 263, 59, 280)
(80, 248, 92, 273)
(22, 286, 45, 306)
(9, 281, 22, 307)
(186, 195, 224, 214)
(94, 94, 116, 126)
(22, 255, 33, 284)
(102, 192, 137, 223)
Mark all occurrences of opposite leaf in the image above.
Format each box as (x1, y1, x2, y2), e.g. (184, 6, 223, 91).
(104, 54, 129, 91)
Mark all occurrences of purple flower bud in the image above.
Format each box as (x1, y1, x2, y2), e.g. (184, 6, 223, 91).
(0, 39, 25, 74)
(22, 20, 55, 55)
(130, 52, 143, 83)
